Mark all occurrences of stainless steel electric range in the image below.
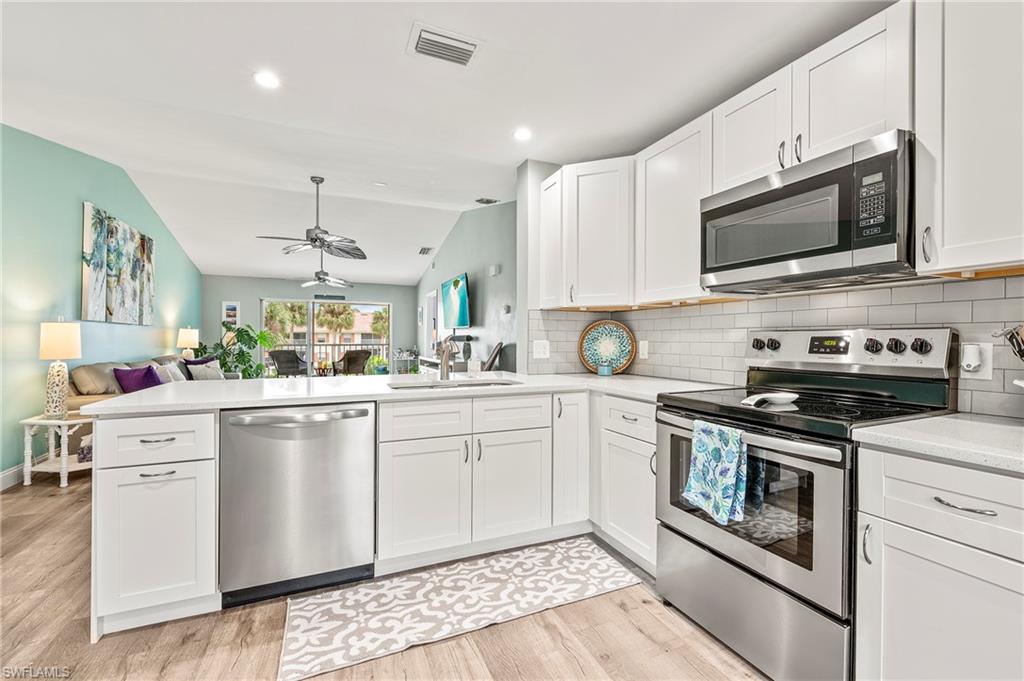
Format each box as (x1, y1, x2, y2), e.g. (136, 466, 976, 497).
(655, 327, 958, 681)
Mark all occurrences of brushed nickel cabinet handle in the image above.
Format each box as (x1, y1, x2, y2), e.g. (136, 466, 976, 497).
(922, 226, 933, 263)
(569, 284, 575, 303)
(140, 470, 176, 479)
(139, 437, 176, 444)
(795, 134, 802, 163)
(477, 438, 482, 462)
(778, 140, 785, 169)
(862, 523, 873, 565)
(557, 397, 563, 419)
(934, 496, 998, 517)
(621, 414, 638, 423)
(464, 439, 469, 463)
(649, 452, 656, 476)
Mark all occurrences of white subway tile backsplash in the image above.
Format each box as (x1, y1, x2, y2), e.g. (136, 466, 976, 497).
(528, 277, 1022, 418)
(916, 301, 972, 323)
(891, 283, 943, 304)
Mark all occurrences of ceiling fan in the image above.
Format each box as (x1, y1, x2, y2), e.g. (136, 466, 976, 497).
(301, 249, 352, 288)
(257, 176, 367, 260)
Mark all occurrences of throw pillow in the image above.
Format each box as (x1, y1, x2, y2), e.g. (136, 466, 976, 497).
(112, 366, 163, 393)
(155, 364, 187, 384)
(184, 358, 225, 381)
(71, 362, 130, 395)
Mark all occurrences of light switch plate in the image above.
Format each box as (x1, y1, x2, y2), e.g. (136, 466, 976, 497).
(639, 340, 649, 360)
(533, 339, 550, 359)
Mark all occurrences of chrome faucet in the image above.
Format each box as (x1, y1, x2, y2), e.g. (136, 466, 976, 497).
(438, 334, 459, 381)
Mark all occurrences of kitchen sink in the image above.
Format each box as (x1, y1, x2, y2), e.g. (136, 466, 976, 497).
(387, 379, 522, 390)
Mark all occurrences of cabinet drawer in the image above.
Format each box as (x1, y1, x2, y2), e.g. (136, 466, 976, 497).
(95, 414, 215, 469)
(859, 449, 1024, 561)
(601, 395, 657, 444)
(379, 399, 472, 441)
(472, 395, 552, 434)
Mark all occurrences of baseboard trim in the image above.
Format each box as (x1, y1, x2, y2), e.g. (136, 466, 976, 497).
(0, 464, 25, 491)
(374, 520, 594, 576)
(91, 592, 221, 643)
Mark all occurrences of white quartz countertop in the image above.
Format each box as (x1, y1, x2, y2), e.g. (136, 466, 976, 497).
(80, 371, 728, 417)
(854, 412, 1024, 476)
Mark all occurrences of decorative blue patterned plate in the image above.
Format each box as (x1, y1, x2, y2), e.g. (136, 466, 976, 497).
(578, 320, 636, 374)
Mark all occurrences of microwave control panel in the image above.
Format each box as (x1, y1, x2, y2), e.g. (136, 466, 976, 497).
(853, 150, 898, 248)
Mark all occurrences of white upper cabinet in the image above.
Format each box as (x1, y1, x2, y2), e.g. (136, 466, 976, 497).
(792, 0, 912, 163)
(712, 66, 793, 193)
(538, 170, 565, 309)
(563, 157, 634, 307)
(635, 112, 713, 304)
(915, 0, 1024, 273)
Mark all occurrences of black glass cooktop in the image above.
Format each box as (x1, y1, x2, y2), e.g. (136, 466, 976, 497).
(658, 387, 945, 439)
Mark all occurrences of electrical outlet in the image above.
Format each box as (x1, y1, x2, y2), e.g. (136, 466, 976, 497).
(959, 342, 993, 381)
(639, 340, 649, 360)
(533, 339, 550, 359)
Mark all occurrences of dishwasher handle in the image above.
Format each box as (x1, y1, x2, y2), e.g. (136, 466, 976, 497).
(228, 408, 370, 427)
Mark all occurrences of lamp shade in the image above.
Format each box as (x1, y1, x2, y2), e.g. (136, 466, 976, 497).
(39, 321, 82, 361)
(176, 327, 200, 349)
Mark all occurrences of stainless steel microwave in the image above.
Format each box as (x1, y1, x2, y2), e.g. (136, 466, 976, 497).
(700, 129, 913, 294)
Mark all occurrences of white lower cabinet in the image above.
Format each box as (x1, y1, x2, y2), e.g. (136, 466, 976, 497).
(95, 459, 216, 616)
(377, 435, 473, 560)
(600, 429, 657, 566)
(855, 514, 1024, 681)
(472, 428, 552, 541)
(552, 392, 590, 525)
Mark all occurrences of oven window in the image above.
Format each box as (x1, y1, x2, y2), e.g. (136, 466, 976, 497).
(669, 433, 815, 571)
(706, 185, 839, 269)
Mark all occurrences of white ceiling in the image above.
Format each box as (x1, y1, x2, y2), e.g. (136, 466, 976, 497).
(2, 1, 890, 285)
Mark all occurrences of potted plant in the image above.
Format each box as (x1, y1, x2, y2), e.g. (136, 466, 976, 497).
(197, 323, 279, 379)
(364, 355, 389, 375)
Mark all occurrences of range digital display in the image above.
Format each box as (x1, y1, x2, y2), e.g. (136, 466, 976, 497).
(809, 336, 851, 355)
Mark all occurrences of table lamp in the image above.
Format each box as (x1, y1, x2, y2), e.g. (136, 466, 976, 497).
(39, 318, 82, 419)
(177, 327, 200, 360)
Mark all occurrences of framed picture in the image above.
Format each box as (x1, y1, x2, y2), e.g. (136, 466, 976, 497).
(82, 202, 155, 325)
(221, 301, 240, 328)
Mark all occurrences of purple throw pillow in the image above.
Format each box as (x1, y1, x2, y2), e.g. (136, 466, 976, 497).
(112, 366, 163, 393)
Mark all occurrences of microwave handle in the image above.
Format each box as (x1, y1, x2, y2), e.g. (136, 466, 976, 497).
(657, 411, 843, 463)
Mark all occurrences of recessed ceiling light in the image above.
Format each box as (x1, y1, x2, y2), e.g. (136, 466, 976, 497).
(372, 181, 388, 188)
(253, 70, 281, 89)
(513, 126, 532, 142)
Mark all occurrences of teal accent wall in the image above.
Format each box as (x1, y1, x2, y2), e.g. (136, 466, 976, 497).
(200, 275, 418, 352)
(416, 201, 517, 370)
(1, 126, 202, 475)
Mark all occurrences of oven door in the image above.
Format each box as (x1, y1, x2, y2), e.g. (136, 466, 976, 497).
(656, 409, 850, 618)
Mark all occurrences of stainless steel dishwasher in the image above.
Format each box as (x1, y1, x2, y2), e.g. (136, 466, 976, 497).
(219, 402, 375, 606)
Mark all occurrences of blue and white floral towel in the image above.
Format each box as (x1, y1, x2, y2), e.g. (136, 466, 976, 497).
(683, 420, 748, 525)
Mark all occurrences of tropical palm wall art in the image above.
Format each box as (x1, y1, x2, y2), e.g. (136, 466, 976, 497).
(81, 202, 155, 325)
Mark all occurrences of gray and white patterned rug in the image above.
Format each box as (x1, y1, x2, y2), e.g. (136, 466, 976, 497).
(277, 536, 640, 681)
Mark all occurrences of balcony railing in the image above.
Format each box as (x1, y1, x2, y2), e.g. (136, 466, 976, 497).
(266, 342, 389, 376)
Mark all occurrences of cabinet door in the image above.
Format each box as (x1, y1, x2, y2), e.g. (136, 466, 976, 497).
(635, 113, 713, 304)
(95, 460, 216, 616)
(600, 429, 657, 565)
(855, 514, 1024, 681)
(712, 67, 792, 192)
(915, 0, 1024, 273)
(378, 435, 472, 559)
(538, 170, 565, 310)
(563, 157, 634, 307)
(472, 428, 552, 541)
(792, 1, 912, 163)
(552, 393, 590, 525)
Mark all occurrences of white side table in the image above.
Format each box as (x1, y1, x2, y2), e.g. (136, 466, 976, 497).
(20, 412, 94, 488)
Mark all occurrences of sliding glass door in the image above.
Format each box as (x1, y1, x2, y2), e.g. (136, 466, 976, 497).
(260, 299, 390, 377)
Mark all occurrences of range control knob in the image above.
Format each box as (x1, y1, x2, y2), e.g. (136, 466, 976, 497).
(751, 338, 766, 351)
(766, 338, 781, 352)
(886, 337, 907, 354)
(911, 337, 933, 355)
(864, 338, 884, 354)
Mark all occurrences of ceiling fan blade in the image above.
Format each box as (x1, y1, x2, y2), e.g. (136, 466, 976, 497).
(282, 242, 314, 254)
(321, 233, 356, 244)
(257, 236, 307, 242)
(322, 276, 352, 288)
(300, 280, 319, 288)
(324, 243, 367, 260)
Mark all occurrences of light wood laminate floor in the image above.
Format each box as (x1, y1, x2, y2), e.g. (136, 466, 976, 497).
(1, 475, 763, 681)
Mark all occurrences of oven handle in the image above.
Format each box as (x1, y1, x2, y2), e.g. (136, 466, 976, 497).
(656, 411, 843, 463)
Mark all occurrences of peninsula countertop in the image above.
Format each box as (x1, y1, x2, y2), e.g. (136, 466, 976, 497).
(853, 412, 1024, 476)
(80, 371, 729, 417)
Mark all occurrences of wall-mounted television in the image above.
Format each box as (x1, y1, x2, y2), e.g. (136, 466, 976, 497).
(441, 272, 470, 329)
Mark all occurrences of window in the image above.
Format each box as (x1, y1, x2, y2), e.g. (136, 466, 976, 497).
(315, 333, 328, 344)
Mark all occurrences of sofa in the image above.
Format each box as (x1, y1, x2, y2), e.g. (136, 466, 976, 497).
(66, 354, 239, 453)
